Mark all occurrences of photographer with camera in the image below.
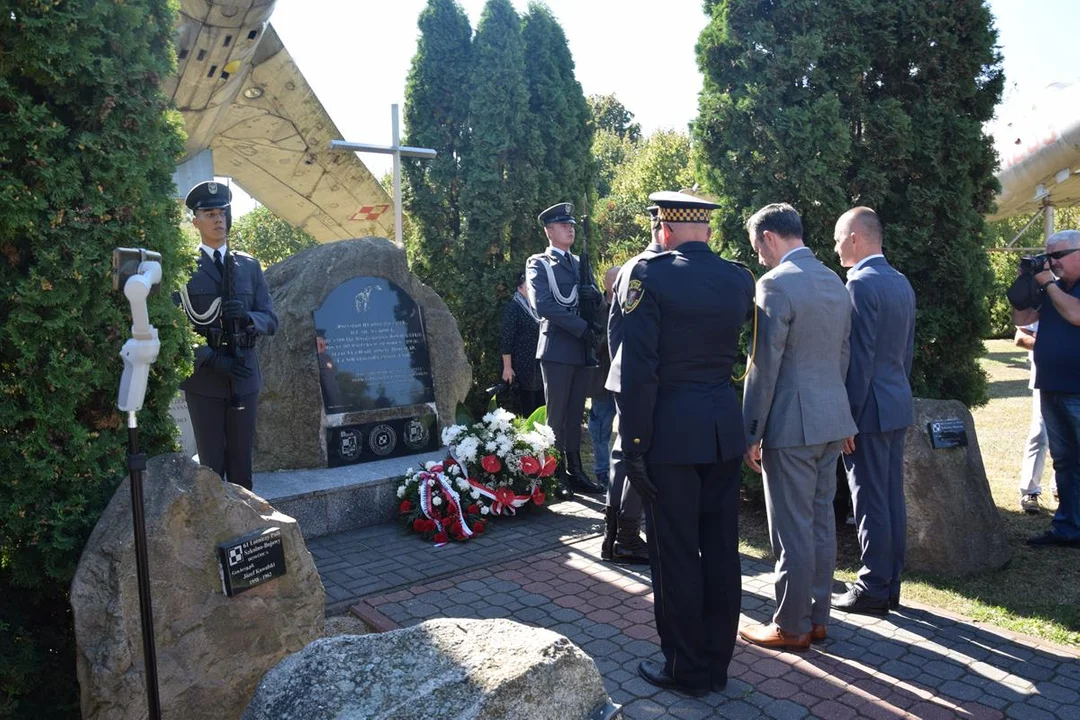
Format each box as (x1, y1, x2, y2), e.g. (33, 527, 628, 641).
(1011, 230, 1080, 547)
(175, 181, 278, 491)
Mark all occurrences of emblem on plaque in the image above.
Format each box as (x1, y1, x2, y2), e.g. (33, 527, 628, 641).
(403, 418, 430, 450)
(338, 428, 362, 461)
(369, 424, 397, 456)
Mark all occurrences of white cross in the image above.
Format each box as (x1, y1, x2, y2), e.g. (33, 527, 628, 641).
(330, 104, 437, 246)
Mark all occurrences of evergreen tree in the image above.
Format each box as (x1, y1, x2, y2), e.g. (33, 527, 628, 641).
(402, 0, 472, 288)
(458, 0, 533, 383)
(230, 205, 318, 266)
(521, 3, 594, 227)
(0, 0, 187, 715)
(695, 0, 1003, 406)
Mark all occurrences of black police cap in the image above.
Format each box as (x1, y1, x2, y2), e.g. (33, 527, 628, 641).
(537, 202, 576, 225)
(185, 181, 232, 212)
(648, 190, 719, 223)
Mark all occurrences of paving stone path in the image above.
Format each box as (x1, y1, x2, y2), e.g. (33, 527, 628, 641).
(306, 497, 1080, 719)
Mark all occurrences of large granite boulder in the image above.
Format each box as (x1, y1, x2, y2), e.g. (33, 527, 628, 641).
(903, 398, 1011, 576)
(253, 236, 471, 471)
(72, 455, 325, 720)
(243, 619, 615, 720)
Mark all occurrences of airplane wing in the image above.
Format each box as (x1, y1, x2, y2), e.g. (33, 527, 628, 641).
(208, 24, 394, 242)
(988, 81, 1080, 222)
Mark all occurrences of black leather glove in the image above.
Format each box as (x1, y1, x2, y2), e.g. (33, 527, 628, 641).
(623, 454, 657, 503)
(578, 284, 601, 305)
(206, 350, 253, 380)
(221, 299, 248, 323)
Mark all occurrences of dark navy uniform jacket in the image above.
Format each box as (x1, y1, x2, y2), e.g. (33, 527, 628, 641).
(606, 241, 754, 464)
(179, 249, 278, 398)
(526, 247, 588, 365)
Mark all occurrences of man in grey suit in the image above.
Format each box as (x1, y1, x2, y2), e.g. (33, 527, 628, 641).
(831, 207, 917, 614)
(739, 203, 856, 651)
(526, 202, 605, 497)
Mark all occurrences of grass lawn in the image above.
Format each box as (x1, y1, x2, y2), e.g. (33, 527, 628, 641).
(583, 339, 1080, 646)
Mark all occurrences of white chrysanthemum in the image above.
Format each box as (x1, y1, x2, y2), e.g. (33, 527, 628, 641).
(428, 478, 436, 487)
(432, 496, 442, 506)
(396, 486, 406, 498)
(480, 506, 490, 515)
(448, 464, 460, 475)
(441, 424, 466, 446)
(471, 490, 481, 499)
(456, 478, 470, 491)
(485, 440, 498, 452)
(505, 455, 522, 474)
(455, 436, 480, 462)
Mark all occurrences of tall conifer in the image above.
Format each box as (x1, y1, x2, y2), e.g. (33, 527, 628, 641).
(695, 0, 1003, 405)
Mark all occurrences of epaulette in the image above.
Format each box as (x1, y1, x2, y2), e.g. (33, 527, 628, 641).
(232, 250, 255, 259)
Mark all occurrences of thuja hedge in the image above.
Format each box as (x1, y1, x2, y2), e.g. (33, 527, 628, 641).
(1, 1, 189, 716)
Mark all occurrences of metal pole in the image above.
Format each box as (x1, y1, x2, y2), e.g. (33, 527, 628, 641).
(392, 104, 403, 246)
(1043, 198, 1055, 241)
(127, 410, 162, 720)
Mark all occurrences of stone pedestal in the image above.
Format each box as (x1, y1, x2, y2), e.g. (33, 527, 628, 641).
(903, 398, 1011, 576)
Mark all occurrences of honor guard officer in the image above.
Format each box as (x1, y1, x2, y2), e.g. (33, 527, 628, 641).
(526, 202, 605, 497)
(176, 181, 277, 490)
(607, 191, 754, 697)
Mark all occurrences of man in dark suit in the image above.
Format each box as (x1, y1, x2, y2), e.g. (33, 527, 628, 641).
(609, 191, 755, 696)
(740, 203, 856, 652)
(176, 181, 278, 490)
(830, 207, 916, 615)
(526, 202, 605, 497)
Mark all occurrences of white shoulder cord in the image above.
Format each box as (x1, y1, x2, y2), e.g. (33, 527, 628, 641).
(539, 255, 578, 307)
(177, 284, 222, 326)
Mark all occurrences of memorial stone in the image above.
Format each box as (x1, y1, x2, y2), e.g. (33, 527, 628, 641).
(253, 237, 470, 471)
(903, 398, 1011, 576)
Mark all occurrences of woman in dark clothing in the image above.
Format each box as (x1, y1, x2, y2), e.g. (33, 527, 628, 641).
(500, 272, 545, 417)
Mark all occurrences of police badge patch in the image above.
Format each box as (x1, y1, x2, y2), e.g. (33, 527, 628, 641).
(624, 279, 644, 313)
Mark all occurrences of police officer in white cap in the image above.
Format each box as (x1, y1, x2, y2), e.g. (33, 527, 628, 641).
(176, 180, 277, 490)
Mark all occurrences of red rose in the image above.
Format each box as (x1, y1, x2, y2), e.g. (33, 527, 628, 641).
(466, 504, 480, 515)
(481, 454, 502, 473)
(473, 521, 486, 534)
(425, 519, 438, 532)
(540, 456, 557, 477)
(449, 520, 462, 535)
(532, 486, 546, 506)
(433, 532, 449, 544)
(521, 456, 541, 475)
(400, 500, 412, 513)
(452, 531, 466, 541)
(412, 518, 427, 533)
(444, 457, 457, 467)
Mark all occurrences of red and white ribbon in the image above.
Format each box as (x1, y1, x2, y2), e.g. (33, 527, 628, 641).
(416, 468, 473, 545)
(467, 477, 531, 515)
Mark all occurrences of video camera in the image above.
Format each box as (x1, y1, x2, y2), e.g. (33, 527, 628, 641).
(1007, 253, 1049, 311)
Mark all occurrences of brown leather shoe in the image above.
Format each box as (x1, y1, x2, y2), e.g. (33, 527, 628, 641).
(738, 623, 810, 651)
(810, 624, 827, 643)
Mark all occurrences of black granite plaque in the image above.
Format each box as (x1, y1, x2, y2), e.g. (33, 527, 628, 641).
(216, 527, 287, 597)
(927, 418, 968, 449)
(312, 277, 435, 415)
(327, 413, 440, 468)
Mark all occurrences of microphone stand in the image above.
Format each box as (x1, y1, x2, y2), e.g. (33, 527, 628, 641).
(117, 253, 163, 720)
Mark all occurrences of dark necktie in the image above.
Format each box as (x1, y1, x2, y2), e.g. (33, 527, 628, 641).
(213, 249, 224, 276)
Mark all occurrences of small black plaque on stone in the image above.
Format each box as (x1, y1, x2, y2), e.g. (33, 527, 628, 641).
(927, 418, 968, 449)
(326, 413, 439, 467)
(217, 527, 287, 598)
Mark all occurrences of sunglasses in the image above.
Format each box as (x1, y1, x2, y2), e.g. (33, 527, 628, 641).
(1048, 248, 1079, 260)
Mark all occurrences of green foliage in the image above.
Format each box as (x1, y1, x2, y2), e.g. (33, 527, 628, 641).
(403, 0, 593, 411)
(0, 0, 188, 716)
(591, 128, 635, 199)
(587, 93, 641, 142)
(696, 0, 1004, 407)
(229, 205, 318, 266)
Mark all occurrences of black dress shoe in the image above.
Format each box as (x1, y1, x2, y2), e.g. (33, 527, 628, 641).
(831, 586, 889, 616)
(1027, 530, 1080, 547)
(637, 660, 710, 698)
(570, 472, 605, 494)
(711, 674, 728, 692)
(889, 592, 901, 610)
(554, 477, 575, 500)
